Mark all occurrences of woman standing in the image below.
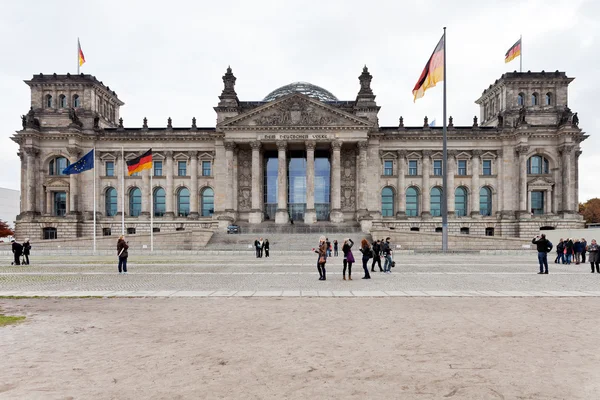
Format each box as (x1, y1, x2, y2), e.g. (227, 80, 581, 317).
(23, 238, 31, 265)
(359, 239, 372, 280)
(587, 239, 599, 273)
(264, 239, 270, 258)
(565, 238, 574, 265)
(313, 236, 328, 280)
(333, 240, 339, 257)
(342, 238, 355, 280)
(117, 235, 129, 274)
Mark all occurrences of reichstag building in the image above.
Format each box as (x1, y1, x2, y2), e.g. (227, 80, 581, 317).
(13, 67, 586, 240)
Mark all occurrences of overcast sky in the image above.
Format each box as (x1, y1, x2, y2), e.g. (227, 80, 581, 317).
(0, 0, 598, 201)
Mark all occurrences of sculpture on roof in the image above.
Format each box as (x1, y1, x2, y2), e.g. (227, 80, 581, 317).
(572, 112, 579, 127)
(25, 107, 40, 130)
(93, 114, 100, 129)
(68, 107, 83, 127)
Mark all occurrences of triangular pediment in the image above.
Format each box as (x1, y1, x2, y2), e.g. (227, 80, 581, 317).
(219, 94, 372, 129)
(46, 177, 69, 188)
(528, 176, 554, 186)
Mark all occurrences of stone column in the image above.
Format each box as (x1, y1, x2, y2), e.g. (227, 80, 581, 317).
(470, 150, 482, 217)
(117, 151, 124, 218)
(67, 147, 81, 216)
(24, 148, 38, 214)
(575, 150, 581, 210)
(545, 189, 553, 215)
(356, 141, 369, 217)
(515, 145, 530, 218)
(93, 150, 101, 219)
(304, 141, 316, 224)
(233, 147, 239, 212)
(141, 167, 150, 217)
(275, 141, 288, 224)
(46, 189, 52, 215)
(330, 140, 343, 223)
(224, 142, 236, 212)
(528, 190, 532, 213)
(189, 151, 199, 218)
(165, 151, 174, 218)
(560, 145, 573, 214)
(496, 149, 503, 216)
(249, 141, 263, 224)
(396, 150, 406, 218)
(447, 151, 456, 216)
(421, 150, 432, 218)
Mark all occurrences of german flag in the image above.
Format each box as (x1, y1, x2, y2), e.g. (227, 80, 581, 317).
(412, 34, 445, 102)
(505, 38, 521, 64)
(127, 149, 152, 176)
(78, 38, 86, 67)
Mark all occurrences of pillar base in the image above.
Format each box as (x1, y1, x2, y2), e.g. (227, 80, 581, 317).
(421, 211, 432, 220)
(164, 212, 175, 218)
(355, 209, 369, 220)
(304, 209, 317, 224)
(447, 211, 455, 218)
(249, 210, 264, 224)
(330, 209, 344, 223)
(275, 209, 289, 224)
(470, 211, 482, 219)
(395, 211, 407, 220)
(188, 212, 199, 220)
(517, 210, 532, 219)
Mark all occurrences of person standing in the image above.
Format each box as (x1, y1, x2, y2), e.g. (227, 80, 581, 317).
(314, 236, 328, 280)
(371, 239, 383, 272)
(342, 238, 355, 280)
(264, 239, 270, 258)
(258, 238, 264, 258)
(22, 238, 31, 265)
(565, 238, 574, 265)
(382, 237, 393, 274)
(586, 239, 599, 273)
(532, 234, 552, 274)
(326, 238, 332, 257)
(254, 238, 260, 258)
(117, 235, 129, 274)
(555, 239, 565, 264)
(574, 239, 582, 265)
(11, 239, 23, 266)
(359, 239, 372, 279)
(581, 238, 588, 264)
(333, 240, 338, 257)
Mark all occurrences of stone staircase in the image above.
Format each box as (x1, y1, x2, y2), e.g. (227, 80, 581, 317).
(233, 221, 364, 235)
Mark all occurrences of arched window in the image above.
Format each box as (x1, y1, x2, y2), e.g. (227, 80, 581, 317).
(201, 187, 214, 217)
(480, 187, 492, 216)
(455, 187, 468, 217)
(73, 94, 80, 108)
(517, 93, 524, 106)
(545, 92, 552, 106)
(48, 156, 70, 175)
(177, 187, 190, 217)
(153, 187, 166, 217)
(59, 94, 67, 108)
(46, 94, 53, 108)
(105, 187, 117, 216)
(527, 156, 550, 174)
(406, 187, 419, 217)
(531, 93, 539, 106)
(381, 187, 395, 217)
(431, 187, 442, 217)
(129, 187, 141, 217)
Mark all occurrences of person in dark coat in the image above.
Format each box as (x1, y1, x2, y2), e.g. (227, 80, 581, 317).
(586, 239, 599, 273)
(117, 235, 129, 274)
(333, 240, 338, 257)
(22, 238, 31, 265)
(254, 238, 260, 258)
(342, 238, 354, 280)
(555, 239, 565, 264)
(359, 239, 372, 279)
(371, 240, 383, 272)
(326, 238, 332, 257)
(581, 238, 588, 264)
(314, 236, 327, 280)
(11, 239, 23, 266)
(565, 238, 574, 265)
(532, 234, 552, 274)
(574, 239, 583, 264)
(264, 239, 270, 258)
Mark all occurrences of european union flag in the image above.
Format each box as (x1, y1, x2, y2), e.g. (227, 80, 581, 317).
(63, 149, 94, 175)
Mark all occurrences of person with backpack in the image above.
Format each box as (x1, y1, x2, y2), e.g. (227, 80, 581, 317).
(313, 236, 328, 281)
(359, 239, 372, 280)
(371, 239, 383, 272)
(532, 234, 552, 274)
(22, 238, 31, 265)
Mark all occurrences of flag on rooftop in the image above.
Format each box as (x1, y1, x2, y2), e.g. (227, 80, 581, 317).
(505, 38, 521, 64)
(412, 34, 445, 102)
(78, 38, 86, 67)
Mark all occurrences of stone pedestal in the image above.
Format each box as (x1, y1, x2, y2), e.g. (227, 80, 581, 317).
(275, 209, 289, 224)
(304, 209, 316, 224)
(249, 209, 264, 224)
(330, 209, 344, 223)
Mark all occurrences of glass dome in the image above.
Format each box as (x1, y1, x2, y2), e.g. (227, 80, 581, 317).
(263, 82, 338, 102)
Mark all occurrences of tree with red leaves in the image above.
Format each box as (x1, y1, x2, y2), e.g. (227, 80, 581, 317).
(0, 220, 14, 238)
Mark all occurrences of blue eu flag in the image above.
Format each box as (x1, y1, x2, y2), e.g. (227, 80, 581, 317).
(63, 149, 94, 175)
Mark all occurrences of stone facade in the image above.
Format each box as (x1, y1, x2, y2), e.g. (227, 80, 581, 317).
(12, 68, 587, 241)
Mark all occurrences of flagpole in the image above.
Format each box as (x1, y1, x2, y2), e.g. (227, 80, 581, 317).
(77, 37, 80, 75)
(520, 34, 523, 73)
(121, 146, 125, 235)
(150, 167, 154, 252)
(442, 27, 448, 253)
(93, 147, 97, 254)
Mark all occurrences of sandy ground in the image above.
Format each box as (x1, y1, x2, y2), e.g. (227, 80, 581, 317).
(1, 298, 600, 400)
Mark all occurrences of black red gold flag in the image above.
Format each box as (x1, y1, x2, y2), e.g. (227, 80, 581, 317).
(127, 149, 152, 176)
(412, 35, 445, 101)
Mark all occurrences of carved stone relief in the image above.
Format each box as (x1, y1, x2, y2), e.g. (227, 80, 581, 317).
(341, 147, 357, 211)
(237, 149, 252, 212)
(253, 99, 340, 126)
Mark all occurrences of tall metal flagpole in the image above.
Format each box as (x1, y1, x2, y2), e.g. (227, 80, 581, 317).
(442, 27, 449, 253)
(150, 167, 154, 252)
(93, 148, 97, 254)
(121, 146, 125, 235)
(520, 34, 523, 73)
(77, 38, 80, 75)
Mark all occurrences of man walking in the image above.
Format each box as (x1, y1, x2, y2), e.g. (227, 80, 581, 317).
(532, 234, 552, 274)
(382, 237, 393, 274)
(11, 239, 23, 266)
(371, 239, 383, 272)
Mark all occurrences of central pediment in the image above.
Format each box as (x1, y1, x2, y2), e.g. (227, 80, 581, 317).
(218, 94, 372, 129)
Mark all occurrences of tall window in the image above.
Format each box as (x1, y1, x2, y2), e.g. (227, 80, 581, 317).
(153, 187, 166, 217)
(384, 160, 393, 176)
(105, 161, 114, 177)
(105, 187, 117, 216)
(431, 187, 442, 217)
(59, 94, 67, 108)
(527, 156, 550, 174)
(201, 187, 214, 217)
(480, 187, 492, 216)
(177, 187, 190, 216)
(54, 192, 67, 216)
(408, 160, 418, 176)
(73, 94, 80, 108)
(545, 92, 552, 106)
(455, 187, 468, 217)
(178, 161, 187, 176)
(381, 187, 394, 217)
(433, 160, 442, 176)
(482, 160, 492, 176)
(532, 93, 539, 106)
(531, 191, 544, 215)
(517, 93, 524, 106)
(457, 160, 467, 176)
(49, 157, 70, 176)
(129, 187, 141, 217)
(46, 94, 53, 108)
(314, 155, 331, 221)
(406, 187, 419, 217)
(154, 161, 163, 176)
(202, 161, 211, 176)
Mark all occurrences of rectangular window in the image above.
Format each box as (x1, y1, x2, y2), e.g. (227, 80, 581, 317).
(102, 228, 111, 236)
(531, 191, 544, 215)
(178, 161, 187, 176)
(408, 160, 418, 176)
(433, 160, 442, 176)
(202, 161, 211, 176)
(127, 227, 136, 235)
(485, 227, 495, 236)
(43, 227, 57, 240)
(457, 160, 467, 176)
(384, 160, 393, 176)
(482, 160, 492, 176)
(105, 161, 114, 177)
(54, 192, 67, 217)
(154, 161, 163, 176)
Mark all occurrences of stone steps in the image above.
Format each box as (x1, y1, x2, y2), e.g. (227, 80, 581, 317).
(207, 232, 372, 251)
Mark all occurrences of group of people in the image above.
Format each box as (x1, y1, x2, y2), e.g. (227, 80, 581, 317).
(314, 236, 394, 281)
(10, 238, 31, 266)
(532, 234, 600, 274)
(253, 238, 270, 258)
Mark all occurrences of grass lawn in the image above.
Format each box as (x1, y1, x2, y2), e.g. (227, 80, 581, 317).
(0, 314, 25, 327)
